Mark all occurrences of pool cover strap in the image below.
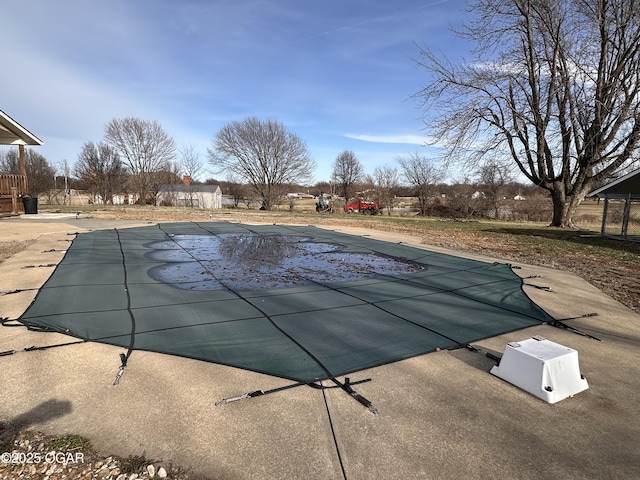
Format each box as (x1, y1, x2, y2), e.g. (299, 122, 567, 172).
(215, 377, 375, 412)
(113, 228, 138, 385)
(549, 313, 601, 341)
(334, 377, 377, 414)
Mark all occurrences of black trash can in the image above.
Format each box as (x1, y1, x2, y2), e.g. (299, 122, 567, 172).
(22, 196, 38, 214)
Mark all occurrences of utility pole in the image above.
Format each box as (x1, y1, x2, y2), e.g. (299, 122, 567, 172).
(62, 159, 69, 206)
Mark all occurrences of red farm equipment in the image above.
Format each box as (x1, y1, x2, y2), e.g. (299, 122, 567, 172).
(343, 197, 380, 215)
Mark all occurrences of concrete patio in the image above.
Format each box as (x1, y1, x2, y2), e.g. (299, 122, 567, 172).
(1, 215, 639, 479)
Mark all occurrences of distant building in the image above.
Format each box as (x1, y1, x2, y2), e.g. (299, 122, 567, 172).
(588, 168, 640, 241)
(286, 192, 314, 199)
(95, 192, 138, 205)
(157, 177, 222, 209)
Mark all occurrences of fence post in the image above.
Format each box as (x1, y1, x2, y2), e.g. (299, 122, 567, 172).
(622, 193, 632, 239)
(600, 196, 609, 235)
(10, 186, 18, 214)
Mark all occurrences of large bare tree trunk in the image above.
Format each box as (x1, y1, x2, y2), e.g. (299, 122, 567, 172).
(550, 188, 569, 227)
(415, 0, 640, 228)
(551, 182, 593, 227)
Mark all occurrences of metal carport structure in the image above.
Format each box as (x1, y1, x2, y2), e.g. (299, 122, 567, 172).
(589, 169, 640, 241)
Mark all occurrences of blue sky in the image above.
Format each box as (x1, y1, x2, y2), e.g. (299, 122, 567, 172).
(2, 0, 468, 183)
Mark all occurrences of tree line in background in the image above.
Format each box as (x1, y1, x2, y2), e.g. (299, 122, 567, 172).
(0, 112, 600, 223)
(0, 121, 554, 222)
(322, 149, 552, 221)
(0, 117, 206, 206)
(3, 0, 639, 224)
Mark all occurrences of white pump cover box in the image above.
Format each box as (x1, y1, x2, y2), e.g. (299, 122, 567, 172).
(490, 336, 588, 403)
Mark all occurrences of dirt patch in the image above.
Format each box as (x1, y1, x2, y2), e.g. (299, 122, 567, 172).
(0, 240, 34, 264)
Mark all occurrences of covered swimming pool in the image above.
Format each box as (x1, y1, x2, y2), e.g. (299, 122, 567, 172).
(18, 221, 554, 383)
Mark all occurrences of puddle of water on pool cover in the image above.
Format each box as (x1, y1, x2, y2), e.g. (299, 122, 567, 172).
(146, 233, 422, 290)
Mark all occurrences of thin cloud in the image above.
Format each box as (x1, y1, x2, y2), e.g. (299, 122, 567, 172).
(304, 0, 450, 40)
(0, 0, 463, 183)
(345, 134, 427, 145)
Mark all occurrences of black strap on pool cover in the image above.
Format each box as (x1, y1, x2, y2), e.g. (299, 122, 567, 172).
(1, 317, 86, 356)
(113, 228, 137, 386)
(215, 377, 376, 413)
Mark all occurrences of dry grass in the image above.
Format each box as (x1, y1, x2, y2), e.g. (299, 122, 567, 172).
(2, 204, 639, 314)
(67, 204, 638, 313)
(0, 240, 33, 264)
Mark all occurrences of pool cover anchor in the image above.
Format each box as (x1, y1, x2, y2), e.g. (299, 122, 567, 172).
(215, 381, 316, 406)
(215, 390, 266, 405)
(113, 366, 125, 386)
(1, 288, 39, 296)
(465, 344, 503, 364)
(113, 353, 129, 386)
(1, 318, 85, 355)
(548, 313, 601, 341)
(332, 377, 378, 415)
(215, 377, 377, 413)
(20, 263, 57, 269)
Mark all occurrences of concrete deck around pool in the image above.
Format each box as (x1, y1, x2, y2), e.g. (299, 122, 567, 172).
(1, 216, 639, 480)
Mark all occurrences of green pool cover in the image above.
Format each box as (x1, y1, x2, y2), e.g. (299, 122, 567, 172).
(18, 222, 553, 382)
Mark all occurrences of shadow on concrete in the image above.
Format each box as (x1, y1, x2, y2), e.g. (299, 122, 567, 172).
(0, 399, 72, 451)
(448, 346, 502, 374)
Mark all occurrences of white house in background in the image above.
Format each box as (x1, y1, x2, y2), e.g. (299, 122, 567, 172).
(92, 192, 139, 205)
(156, 177, 222, 209)
(286, 192, 314, 199)
(514, 194, 526, 201)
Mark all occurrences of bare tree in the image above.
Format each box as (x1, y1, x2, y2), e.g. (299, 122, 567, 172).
(398, 152, 446, 216)
(61, 160, 71, 205)
(415, 0, 640, 227)
(371, 165, 400, 215)
(0, 147, 54, 196)
(74, 142, 125, 204)
(448, 177, 482, 219)
(148, 163, 181, 205)
(177, 143, 206, 207)
(208, 117, 314, 210)
(476, 161, 513, 218)
(241, 192, 261, 209)
(49, 160, 72, 206)
(223, 181, 246, 208)
(313, 180, 334, 197)
(179, 143, 206, 182)
(104, 117, 176, 204)
(331, 150, 363, 202)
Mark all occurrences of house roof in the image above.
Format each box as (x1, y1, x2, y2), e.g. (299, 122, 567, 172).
(0, 109, 43, 146)
(160, 184, 221, 193)
(588, 169, 640, 200)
